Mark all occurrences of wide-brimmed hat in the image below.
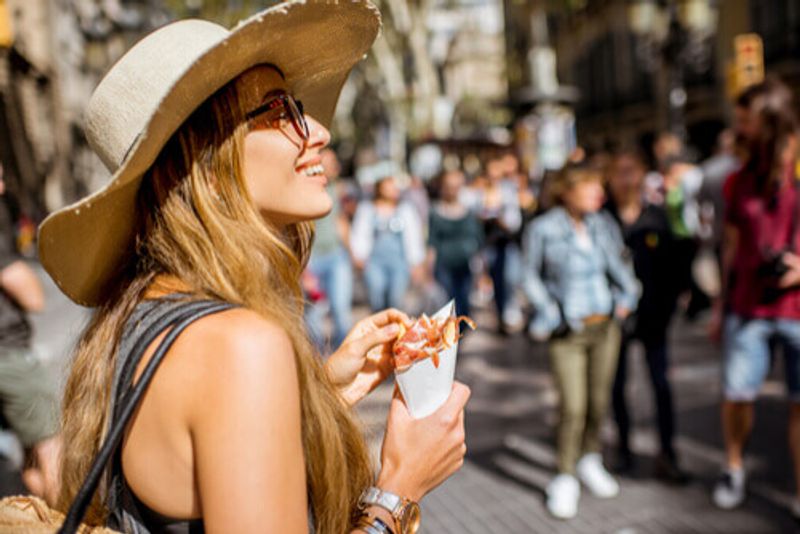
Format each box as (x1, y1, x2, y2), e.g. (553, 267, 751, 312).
(38, 0, 381, 307)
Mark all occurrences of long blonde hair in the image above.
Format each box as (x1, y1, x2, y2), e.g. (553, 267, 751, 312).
(58, 67, 372, 533)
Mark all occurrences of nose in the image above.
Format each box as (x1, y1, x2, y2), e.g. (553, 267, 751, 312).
(304, 116, 331, 151)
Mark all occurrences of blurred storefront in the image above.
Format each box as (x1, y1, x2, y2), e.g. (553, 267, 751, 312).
(0, 0, 169, 220)
(516, 0, 800, 158)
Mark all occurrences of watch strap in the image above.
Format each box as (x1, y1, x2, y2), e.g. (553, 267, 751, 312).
(360, 486, 402, 514)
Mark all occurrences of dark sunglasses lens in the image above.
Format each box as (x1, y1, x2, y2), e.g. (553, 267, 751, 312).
(286, 96, 309, 140)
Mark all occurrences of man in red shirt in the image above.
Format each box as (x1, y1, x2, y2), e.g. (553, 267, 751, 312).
(711, 78, 800, 516)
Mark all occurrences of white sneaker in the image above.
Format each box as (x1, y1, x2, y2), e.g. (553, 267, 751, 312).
(546, 474, 580, 519)
(712, 468, 746, 509)
(576, 453, 620, 498)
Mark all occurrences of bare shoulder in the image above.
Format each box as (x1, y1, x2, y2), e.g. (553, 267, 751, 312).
(167, 307, 299, 413)
(186, 307, 294, 357)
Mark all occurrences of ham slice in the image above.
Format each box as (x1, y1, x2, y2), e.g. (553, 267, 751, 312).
(392, 314, 476, 371)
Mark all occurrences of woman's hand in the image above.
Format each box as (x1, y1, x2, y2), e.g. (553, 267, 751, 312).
(326, 309, 412, 405)
(376, 382, 471, 502)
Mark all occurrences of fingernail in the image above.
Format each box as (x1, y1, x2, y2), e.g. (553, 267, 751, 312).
(384, 324, 399, 335)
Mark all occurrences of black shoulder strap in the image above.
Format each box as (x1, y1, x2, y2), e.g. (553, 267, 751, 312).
(58, 300, 237, 534)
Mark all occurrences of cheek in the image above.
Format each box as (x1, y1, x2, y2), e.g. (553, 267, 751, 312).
(242, 131, 333, 223)
(243, 133, 296, 205)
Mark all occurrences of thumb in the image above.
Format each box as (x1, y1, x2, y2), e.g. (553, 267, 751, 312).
(352, 323, 400, 356)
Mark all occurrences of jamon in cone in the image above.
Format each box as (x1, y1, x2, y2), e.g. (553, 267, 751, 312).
(392, 313, 476, 371)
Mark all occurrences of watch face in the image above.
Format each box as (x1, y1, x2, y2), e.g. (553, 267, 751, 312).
(400, 502, 421, 534)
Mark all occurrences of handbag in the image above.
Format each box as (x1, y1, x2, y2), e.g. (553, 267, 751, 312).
(0, 299, 236, 534)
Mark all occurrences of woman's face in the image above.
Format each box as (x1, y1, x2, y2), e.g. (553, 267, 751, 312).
(440, 171, 465, 202)
(563, 178, 604, 215)
(238, 66, 332, 226)
(608, 155, 644, 201)
(734, 104, 761, 146)
(376, 177, 400, 203)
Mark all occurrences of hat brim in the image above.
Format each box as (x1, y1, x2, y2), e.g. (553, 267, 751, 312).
(38, 1, 380, 306)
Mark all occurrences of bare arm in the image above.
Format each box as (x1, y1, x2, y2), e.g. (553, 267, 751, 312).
(709, 223, 738, 341)
(189, 310, 308, 533)
(719, 223, 739, 307)
(0, 260, 44, 312)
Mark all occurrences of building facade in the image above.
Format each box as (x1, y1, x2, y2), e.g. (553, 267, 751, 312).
(516, 0, 800, 158)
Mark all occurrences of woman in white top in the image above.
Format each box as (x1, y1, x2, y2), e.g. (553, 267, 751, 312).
(351, 176, 426, 311)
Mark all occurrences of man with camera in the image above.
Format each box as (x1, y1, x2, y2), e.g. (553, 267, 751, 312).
(710, 77, 800, 517)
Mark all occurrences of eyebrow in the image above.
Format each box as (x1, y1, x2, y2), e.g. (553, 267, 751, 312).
(259, 89, 287, 102)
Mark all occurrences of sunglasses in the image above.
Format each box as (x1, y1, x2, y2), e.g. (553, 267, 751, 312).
(246, 91, 309, 143)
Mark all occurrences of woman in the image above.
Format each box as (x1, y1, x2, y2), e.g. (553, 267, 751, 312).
(476, 154, 521, 334)
(41, 3, 469, 533)
(711, 78, 800, 515)
(427, 169, 483, 318)
(523, 161, 638, 520)
(351, 176, 426, 312)
(604, 150, 686, 482)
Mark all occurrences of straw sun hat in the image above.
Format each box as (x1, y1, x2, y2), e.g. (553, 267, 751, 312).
(38, 0, 381, 307)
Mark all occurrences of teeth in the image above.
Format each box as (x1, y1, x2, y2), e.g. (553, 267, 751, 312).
(303, 164, 324, 176)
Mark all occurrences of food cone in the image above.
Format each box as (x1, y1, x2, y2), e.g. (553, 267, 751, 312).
(395, 300, 457, 419)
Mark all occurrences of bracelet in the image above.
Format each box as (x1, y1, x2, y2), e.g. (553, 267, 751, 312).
(357, 512, 395, 534)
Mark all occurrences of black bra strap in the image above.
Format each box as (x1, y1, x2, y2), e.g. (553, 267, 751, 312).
(58, 300, 236, 534)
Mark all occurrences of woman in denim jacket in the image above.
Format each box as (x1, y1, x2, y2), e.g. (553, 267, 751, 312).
(523, 161, 639, 520)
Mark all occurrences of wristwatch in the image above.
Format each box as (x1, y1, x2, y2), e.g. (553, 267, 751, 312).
(359, 487, 421, 534)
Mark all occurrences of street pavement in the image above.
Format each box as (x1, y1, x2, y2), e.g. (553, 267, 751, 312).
(357, 306, 800, 533)
(4, 267, 799, 532)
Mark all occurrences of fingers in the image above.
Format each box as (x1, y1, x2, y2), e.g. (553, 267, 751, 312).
(369, 308, 413, 328)
(351, 322, 401, 356)
(437, 382, 471, 417)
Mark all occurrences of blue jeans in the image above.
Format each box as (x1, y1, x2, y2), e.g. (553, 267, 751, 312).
(306, 247, 353, 350)
(723, 314, 800, 401)
(487, 243, 508, 321)
(364, 256, 410, 312)
(434, 263, 472, 318)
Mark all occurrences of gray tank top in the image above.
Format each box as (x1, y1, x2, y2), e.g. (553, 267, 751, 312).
(105, 296, 316, 533)
(107, 296, 209, 534)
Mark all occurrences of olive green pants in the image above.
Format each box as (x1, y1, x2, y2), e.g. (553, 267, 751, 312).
(549, 320, 621, 474)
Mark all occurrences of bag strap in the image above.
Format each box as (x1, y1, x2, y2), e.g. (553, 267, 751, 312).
(58, 300, 236, 534)
(112, 299, 215, 423)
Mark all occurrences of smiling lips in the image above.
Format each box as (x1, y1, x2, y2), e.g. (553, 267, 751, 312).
(301, 163, 325, 177)
(296, 157, 325, 178)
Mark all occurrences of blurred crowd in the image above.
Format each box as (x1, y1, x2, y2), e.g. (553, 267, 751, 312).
(0, 70, 798, 526)
(303, 76, 800, 522)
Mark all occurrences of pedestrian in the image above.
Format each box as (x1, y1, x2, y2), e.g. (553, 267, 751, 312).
(351, 175, 426, 312)
(523, 161, 639, 520)
(700, 129, 741, 267)
(661, 153, 709, 316)
(41, 3, 469, 532)
(427, 169, 483, 318)
(305, 148, 354, 351)
(604, 150, 687, 482)
(477, 153, 521, 334)
(0, 177, 60, 506)
(710, 77, 800, 518)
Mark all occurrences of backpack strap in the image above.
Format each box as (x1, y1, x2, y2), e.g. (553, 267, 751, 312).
(58, 300, 237, 534)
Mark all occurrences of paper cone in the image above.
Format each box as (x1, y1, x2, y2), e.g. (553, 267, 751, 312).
(395, 300, 457, 419)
